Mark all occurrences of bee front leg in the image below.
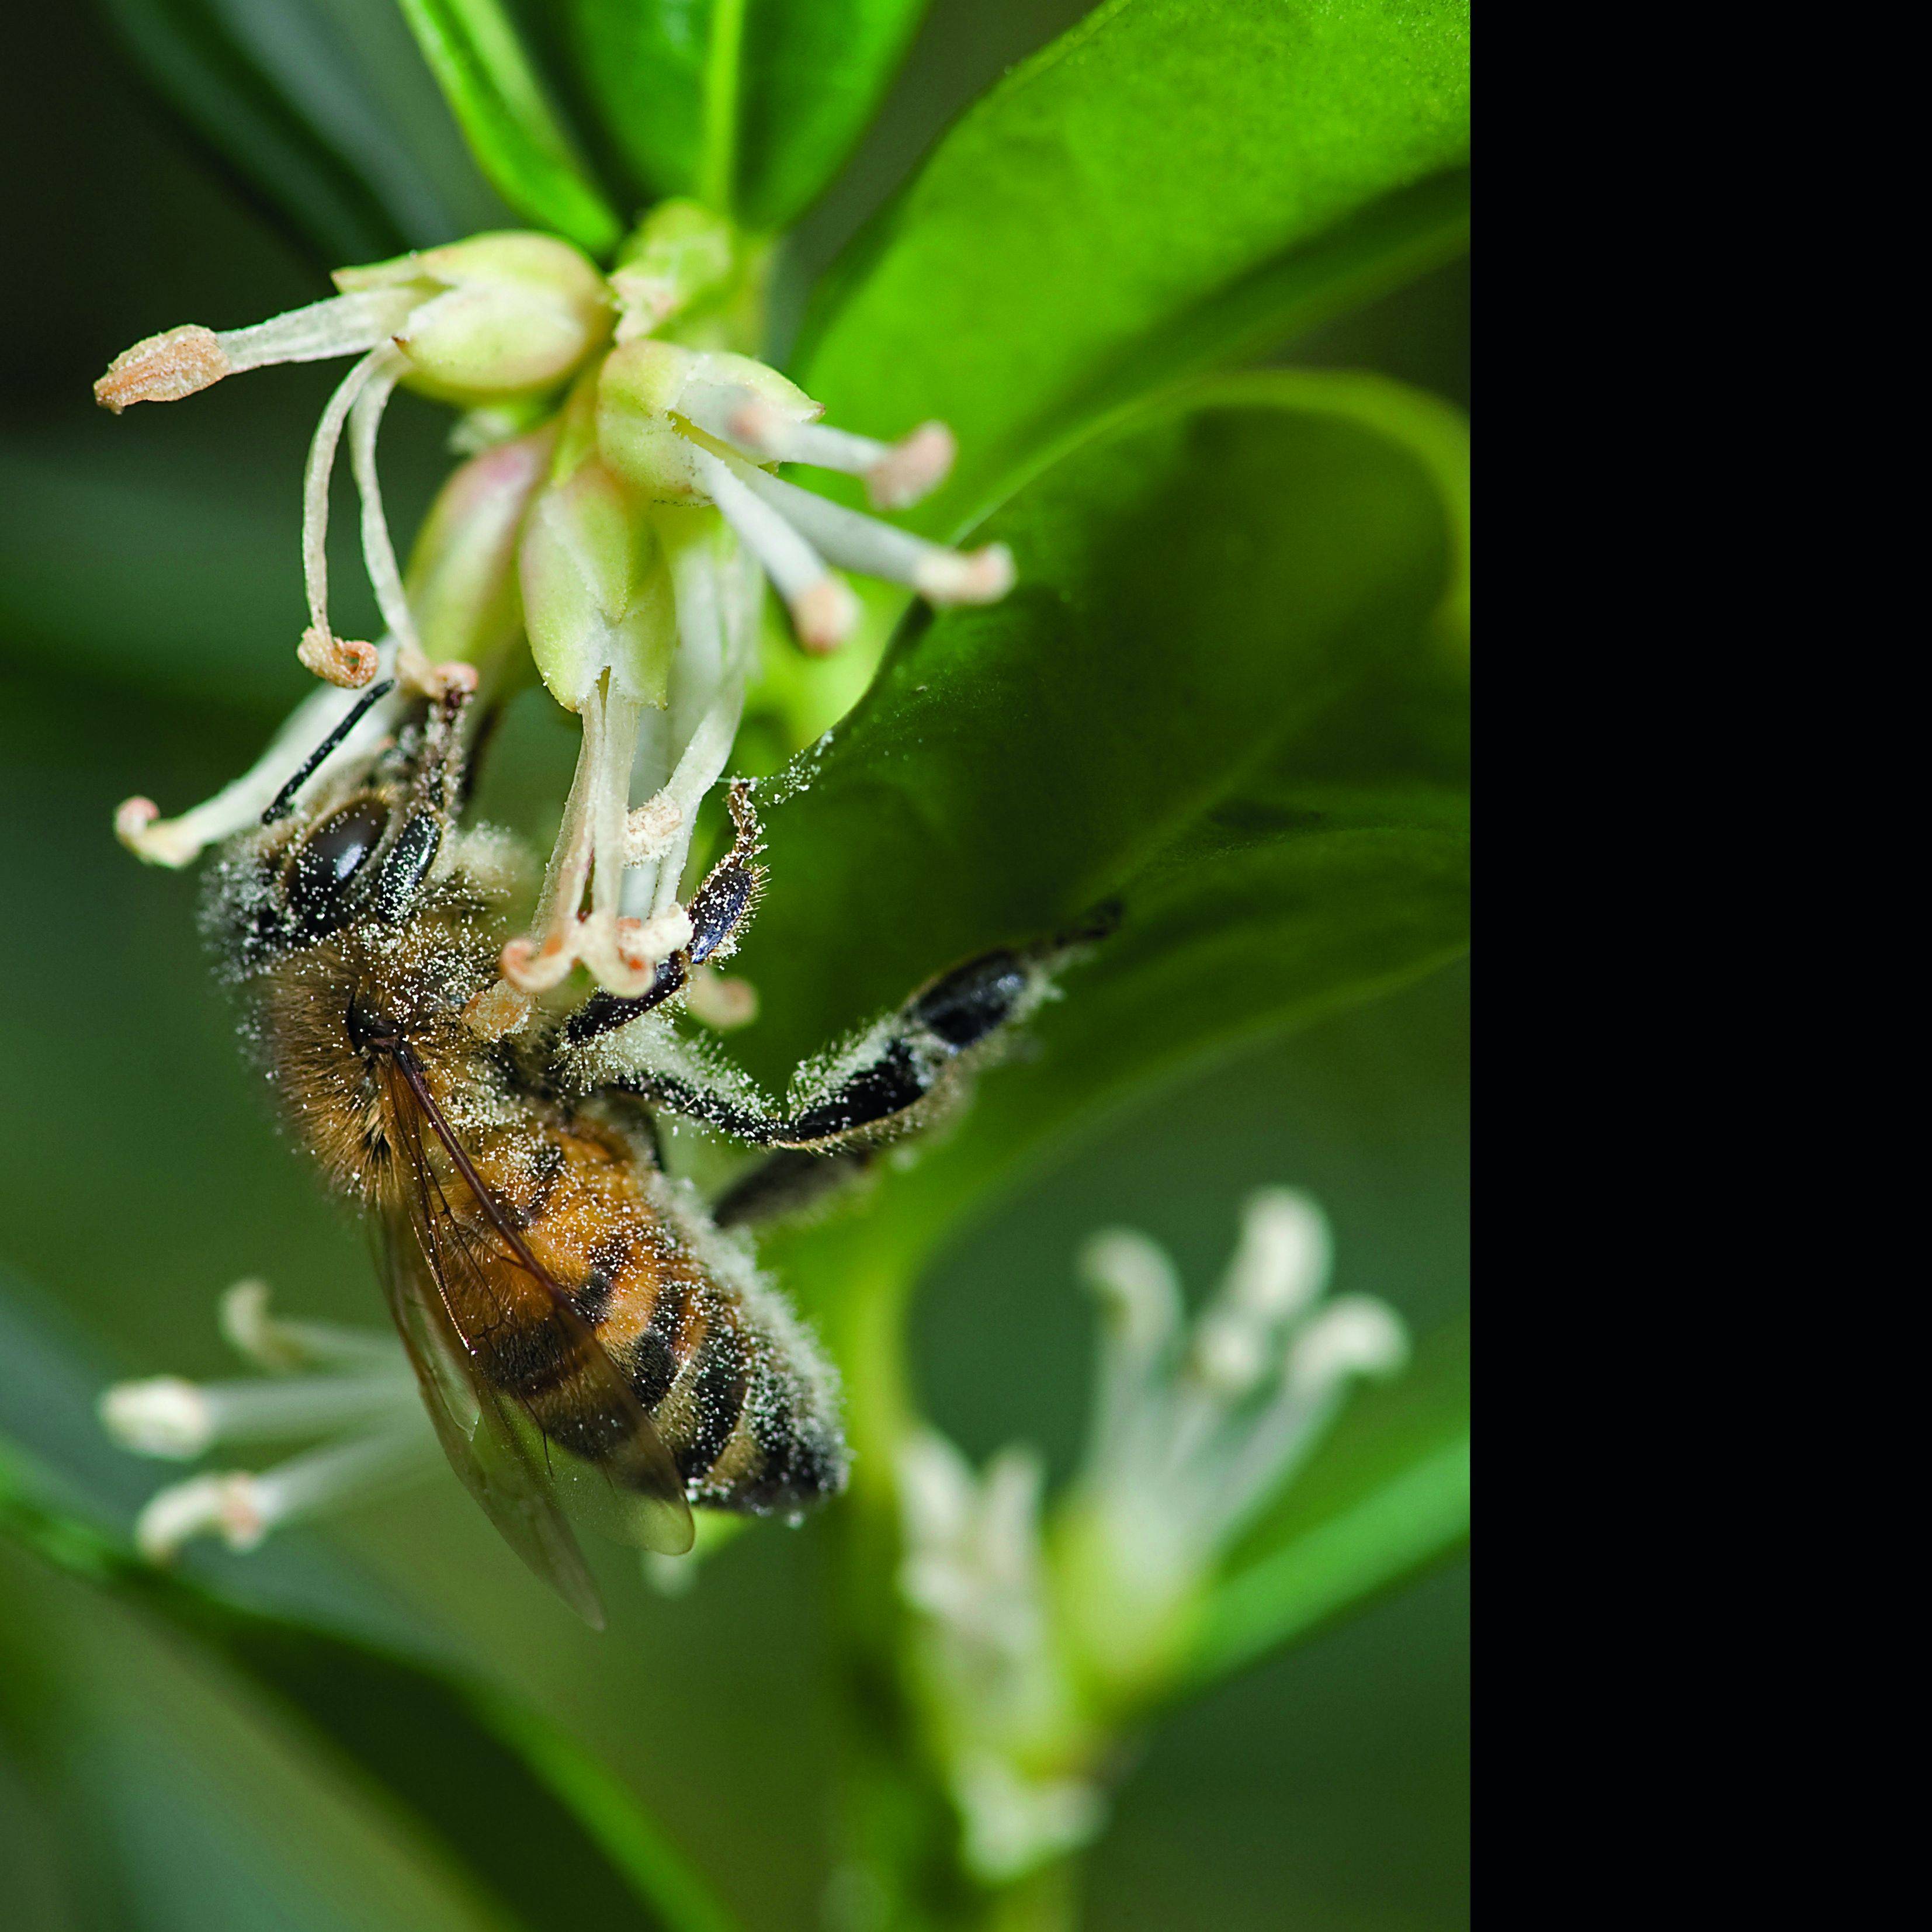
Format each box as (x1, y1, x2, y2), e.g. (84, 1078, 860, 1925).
(562, 782, 766, 1049)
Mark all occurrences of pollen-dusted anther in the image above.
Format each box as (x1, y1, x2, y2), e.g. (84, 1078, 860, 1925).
(115, 796, 200, 868)
(135, 1472, 260, 1562)
(868, 421, 958, 511)
(615, 906, 694, 973)
(625, 793, 684, 866)
(93, 324, 232, 411)
(463, 977, 537, 1041)
(297, 624, 381, 689)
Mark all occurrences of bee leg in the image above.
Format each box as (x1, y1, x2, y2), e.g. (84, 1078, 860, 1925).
(710, 1147, 875, 1228)
(562, 782, 766, 1050)
(601, 946, 1043, 1151)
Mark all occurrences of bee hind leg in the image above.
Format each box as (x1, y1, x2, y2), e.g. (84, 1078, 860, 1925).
(709, 1147, 875, 1227)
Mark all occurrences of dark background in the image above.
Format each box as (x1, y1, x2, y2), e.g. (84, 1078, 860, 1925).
(0, 5, 1468, 1926)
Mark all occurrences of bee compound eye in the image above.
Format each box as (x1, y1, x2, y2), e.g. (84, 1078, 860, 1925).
(282, 799, 390, 929)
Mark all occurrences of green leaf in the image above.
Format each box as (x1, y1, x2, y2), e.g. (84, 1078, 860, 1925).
(565, 0, 931, 227)
(1188, 1318, 1470, 1685)
(727, 372, 1468, 1462)
(395, 0, 623, 253)
(100, 0, 519, 262)
(0, 1271, 739, 1932)
(796, 0, 1471, 536)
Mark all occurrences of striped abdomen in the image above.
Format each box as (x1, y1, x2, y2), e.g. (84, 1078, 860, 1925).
(435, 1098, 843, 1515)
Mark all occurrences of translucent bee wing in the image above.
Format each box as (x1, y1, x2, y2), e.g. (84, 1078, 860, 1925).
(374, 1053, 694, 1605)
(375, 1208, 609, 1628)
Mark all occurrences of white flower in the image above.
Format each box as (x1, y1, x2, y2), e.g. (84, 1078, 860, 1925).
(896, 1432, 1104, 1884)
(100, 208, 1018, 1010)
(893, 1187, 1411, 1869)
(96, 232, 611, 693)
(99, 1281, 432, 1563)
(1061, 1188, 1407, 1694)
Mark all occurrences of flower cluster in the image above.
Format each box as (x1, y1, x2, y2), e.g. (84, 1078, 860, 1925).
(101, 202, 1012, 1005)
(98, 1188, 1409, 1881)
(895, 1188, 1408, 1882)
(99, 1281, 431, 1563)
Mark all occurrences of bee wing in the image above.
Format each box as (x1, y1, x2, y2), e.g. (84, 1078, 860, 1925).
(374, 1206, 609, 1627)
(374, 1055, 694, 1607)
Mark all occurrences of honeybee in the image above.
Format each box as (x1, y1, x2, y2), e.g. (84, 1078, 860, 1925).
(202, 677, 1053, 1621)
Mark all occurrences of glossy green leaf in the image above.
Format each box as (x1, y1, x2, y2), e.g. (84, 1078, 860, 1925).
(797, 0, 1471, 536)
(565, 0, 932, 227)
(99, 0, 518, 262)
(395, 0, 623, 253)
(0, 1272, 739, 1932)
(725, 372, 1468, 1466)
(1188, 1317, 1469, 1685)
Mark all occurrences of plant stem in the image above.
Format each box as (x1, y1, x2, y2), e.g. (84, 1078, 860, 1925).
(699, 0, 750, 216)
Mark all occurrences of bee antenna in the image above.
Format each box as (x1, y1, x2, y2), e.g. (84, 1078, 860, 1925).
(261, 679, 397, 825)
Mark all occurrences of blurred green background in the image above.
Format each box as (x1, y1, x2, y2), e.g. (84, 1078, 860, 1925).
(0, 4, 1466, 1926)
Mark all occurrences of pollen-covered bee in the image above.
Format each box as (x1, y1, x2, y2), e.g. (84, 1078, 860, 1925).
(202, 677, 1057, 1621)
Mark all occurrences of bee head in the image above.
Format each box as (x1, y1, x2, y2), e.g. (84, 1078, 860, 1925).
(206, 680, 470, 973)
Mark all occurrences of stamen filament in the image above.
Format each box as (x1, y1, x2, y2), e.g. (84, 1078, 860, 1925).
(714, 453, 1012, 607)
(691, 447, 857, 652)
(115, 670, 403, 867)
(220, 1279, 403, 1373)
(102, 1370, 416, 1459)
(348, 351, 424, 676)
(299, 348, 393, 687)
(684, 383, 955, 508)
(216, 287, 421, 373)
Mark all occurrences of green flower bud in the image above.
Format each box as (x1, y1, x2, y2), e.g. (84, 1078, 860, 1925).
(518, 458, 675, 713)
(404, 425, 555, 677)
(610, 200, 738, 342)
(595, 339, 817, 502)
(335, 231, 611, 404)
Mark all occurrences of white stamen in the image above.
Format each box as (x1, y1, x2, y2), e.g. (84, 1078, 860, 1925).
(624, 529, 757, 917)
(134, 1425, 429, 1562)
(102, 1369, 415, 1459)
(1285, 1296, 1409, 1398)
(899, 1429, 977, 1551)
(715, 454, 1011, 607)
(1078, 1229, 1182, 1484)
(686, 385, 956, 508)
(216, 287, 421, 373)
(299, 348, 392, 686)
(100, 1378, 213, 1459)
(220, 1279, 402, 1373)
(241, 1425, 430, 1534)
(645, 683, 747, 914)
(692, 446, 858, 652)
(347, 348, 423, 666)
(1221, 1188, 1331, 1323)
(502, 682, 607, 991)
(113, 665, 403, 867)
